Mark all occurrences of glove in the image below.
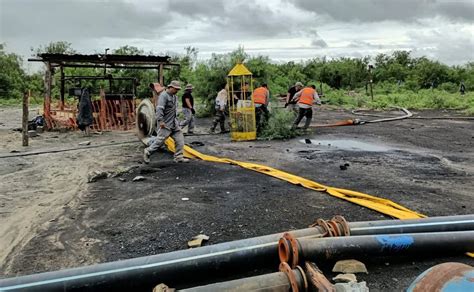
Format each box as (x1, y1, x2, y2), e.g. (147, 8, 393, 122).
(191, 108, 196, 115)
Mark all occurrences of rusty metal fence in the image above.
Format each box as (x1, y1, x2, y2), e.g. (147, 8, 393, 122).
(43, 90, 137, 131)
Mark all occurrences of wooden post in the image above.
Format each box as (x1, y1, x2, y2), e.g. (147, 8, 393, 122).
(368, 65, 374, 101)
(100, 88, 106, 130)
(22, 91, 29, 146)
(44, 62, 52, 129)
(60, 65, 65, 110)
(159, 64, 164, 86)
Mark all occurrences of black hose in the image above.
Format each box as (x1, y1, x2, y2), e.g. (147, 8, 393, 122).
(0, 140, 138, 159)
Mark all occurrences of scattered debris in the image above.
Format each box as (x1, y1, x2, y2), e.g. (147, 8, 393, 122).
(79, 141, 91, 146)
(93, 131, 103, 135)
(305, 138, 312, 144)
(153, 283, 175, 292)
(187, 234, 209, 248)
(334, 281, 369, 292)
(305, 262, 334, 291)
(181, 197, 189, 201)
(132, 176, 146, 182)
(333, 273, 357, 283)
(189, 141, 205, 147)
(333, 259, 368, 274)
(87, 171, 109, 183)
(9, 150, 20, 153)
(112, 165, 139, 177)
(340, 164, 348, 170)
(27, 130, 38, 137)
(139, 167, 158, 174)
(252, 145, 271, 148)
(118, 178, 126, 182)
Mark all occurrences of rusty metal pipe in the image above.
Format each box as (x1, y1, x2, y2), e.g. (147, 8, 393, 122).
(178, 264, 306, 292)
(2, 215, 474, 291)
(281, 231, 474, 267)
(178, 272, 294, 292)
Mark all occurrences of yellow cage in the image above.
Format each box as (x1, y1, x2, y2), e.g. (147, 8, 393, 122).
(227, 63, 256, 141)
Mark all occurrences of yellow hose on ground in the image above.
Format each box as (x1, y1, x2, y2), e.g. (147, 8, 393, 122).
(166, 139, 474, 257)
(165, 139, 425, 220)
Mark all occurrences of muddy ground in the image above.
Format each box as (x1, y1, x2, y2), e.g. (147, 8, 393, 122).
(1, 106, 473, 291)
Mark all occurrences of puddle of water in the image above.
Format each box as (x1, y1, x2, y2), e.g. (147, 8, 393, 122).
(299, 139, 392, 152)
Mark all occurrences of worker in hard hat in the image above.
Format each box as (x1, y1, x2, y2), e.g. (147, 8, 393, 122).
(144, 80, 189, 163)
(252, 83, 270, 133)
(291, 84, 321, 130)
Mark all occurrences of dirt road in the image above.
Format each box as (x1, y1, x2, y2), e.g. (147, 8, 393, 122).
(1, 106, 473, 290)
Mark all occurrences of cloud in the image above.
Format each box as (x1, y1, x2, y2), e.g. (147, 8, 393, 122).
(291, 0, 474, 22)
(0, 0, 167, 40)
(168, 0, 225, 17)
(0, 0, 472, 67)
(406, 19, 474, 65)
(306, 29, 328, 48)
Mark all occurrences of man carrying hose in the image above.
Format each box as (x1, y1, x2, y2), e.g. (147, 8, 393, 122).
(144, 80, 189, 164)
(291, 84, 321, 130)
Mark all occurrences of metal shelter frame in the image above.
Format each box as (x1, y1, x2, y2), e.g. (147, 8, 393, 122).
(28, 53, 179, 130)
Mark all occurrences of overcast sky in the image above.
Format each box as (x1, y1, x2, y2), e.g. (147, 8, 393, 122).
(1, 0, 473, 71)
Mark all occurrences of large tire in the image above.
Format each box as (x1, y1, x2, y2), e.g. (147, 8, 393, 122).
(136, 99, 156, 145)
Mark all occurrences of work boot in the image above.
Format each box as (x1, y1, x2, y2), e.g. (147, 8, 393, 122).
(209, 127, 215, 133)
(174, 157, 190, 163)
(143, 148, 151, 164)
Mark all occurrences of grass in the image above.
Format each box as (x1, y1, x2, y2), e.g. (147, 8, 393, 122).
(323, 88, 474, 114)
(0, 98, 41, 106)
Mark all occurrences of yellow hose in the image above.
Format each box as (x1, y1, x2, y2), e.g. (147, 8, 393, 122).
(165, 139, 425, 220)
(165, 139, 474, 257)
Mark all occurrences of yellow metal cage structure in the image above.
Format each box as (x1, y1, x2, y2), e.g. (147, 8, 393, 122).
(227, 63, 257, 141)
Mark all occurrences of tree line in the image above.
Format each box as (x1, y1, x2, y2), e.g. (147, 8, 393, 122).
(1, 42, 472, 106)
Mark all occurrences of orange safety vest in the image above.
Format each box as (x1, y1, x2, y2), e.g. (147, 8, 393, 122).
(253, 87, 267, 105)
(298, 87, 316, 106)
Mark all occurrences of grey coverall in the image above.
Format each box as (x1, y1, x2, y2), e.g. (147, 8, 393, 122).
(146, 91, 185, 159)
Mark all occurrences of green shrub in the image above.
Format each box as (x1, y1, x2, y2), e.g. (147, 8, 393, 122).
(260, 108, 297, 140)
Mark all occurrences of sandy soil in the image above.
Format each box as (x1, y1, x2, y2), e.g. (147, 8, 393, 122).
(0, 106, 473, 291)
(0, 107, 139, 271)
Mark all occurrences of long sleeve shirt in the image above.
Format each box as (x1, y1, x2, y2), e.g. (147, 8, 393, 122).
(215, 89, 228, 111)
(156, 90, 179, 130)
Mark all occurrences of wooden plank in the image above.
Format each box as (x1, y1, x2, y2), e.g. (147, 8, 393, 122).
(22, 91, 29, 146)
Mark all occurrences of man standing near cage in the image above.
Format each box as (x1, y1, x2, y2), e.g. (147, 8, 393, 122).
(144, 80, 189, 164)
(210, 85, 229, 133)
(291, 84, 321, 130)
(253, 83, 270, 133)
(179, 84, 196, 134)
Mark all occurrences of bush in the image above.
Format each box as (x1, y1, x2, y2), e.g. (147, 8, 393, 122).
(260, 108, 297, 140)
